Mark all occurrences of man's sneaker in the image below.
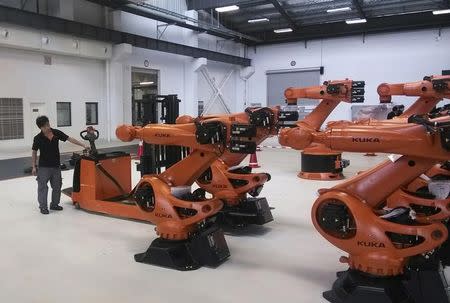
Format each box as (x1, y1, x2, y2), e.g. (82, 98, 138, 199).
(40, 208, 49, 215)
(50, 205, 63, 211)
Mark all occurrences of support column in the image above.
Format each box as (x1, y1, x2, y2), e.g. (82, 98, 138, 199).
(237, 65, 255, 111)
(107, 43, 132, 140)
(182, 10, 200, 116)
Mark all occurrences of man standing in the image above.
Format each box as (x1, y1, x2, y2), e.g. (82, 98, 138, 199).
(32, 116, 89, 214)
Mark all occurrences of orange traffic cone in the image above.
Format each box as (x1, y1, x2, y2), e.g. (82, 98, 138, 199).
(137, 140, 144, 158)
(249, 152, 260, 168)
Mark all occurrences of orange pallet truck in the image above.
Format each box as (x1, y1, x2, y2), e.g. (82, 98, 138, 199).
(283, 79, 365, 180)
(176, 107, 298, 228)
(70, 108, 282, 270)
(279, 115, 450, 302)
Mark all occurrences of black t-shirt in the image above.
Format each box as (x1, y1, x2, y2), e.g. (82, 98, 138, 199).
(32, 129, 69, 167)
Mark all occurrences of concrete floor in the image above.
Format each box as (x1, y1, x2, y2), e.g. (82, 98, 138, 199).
(0, 150, 446, 303)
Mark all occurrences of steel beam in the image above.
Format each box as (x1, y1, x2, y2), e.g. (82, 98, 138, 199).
(255, 11, 450, 45)
(352, 0, 366, 18)
(187, 0, 269, 10)
(0, 5, 251, 66)
(269, 0, 300, 30)
(86, 0, 259, 43)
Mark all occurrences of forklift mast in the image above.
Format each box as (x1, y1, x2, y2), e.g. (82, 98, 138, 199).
(136, 94, 188, 176)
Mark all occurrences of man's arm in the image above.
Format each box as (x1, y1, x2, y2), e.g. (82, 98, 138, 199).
(32, 137, 39, 175)
(67, 137, 89, 149)
(54, 129, 88, 150)
(32, 150, 37, 176)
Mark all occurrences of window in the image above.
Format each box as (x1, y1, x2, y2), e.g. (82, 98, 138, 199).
(86, 102, 98, 125)
(57, 102, 71, 127)
(0, 98, 24, 140)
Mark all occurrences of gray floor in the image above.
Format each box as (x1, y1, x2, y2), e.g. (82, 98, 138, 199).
(0, 150, 446, 302)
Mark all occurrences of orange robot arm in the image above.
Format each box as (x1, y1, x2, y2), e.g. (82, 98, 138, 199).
(304, 116, 450, 280)
(378, 75, 450, 102)
(115, 114, 274, 241)
(280, 119, 450, 161)
(379, 75, 450, 118)
(285, 79, 365, 130)
(117, 123, 216, 151)
(176, 106, 298, 167)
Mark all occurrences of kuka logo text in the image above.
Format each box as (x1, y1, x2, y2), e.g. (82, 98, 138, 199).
(352, 137, 380, 143)
(155, 133, 170, 137)
(212, 184, 228, 189)
(357, 240, 385, 248)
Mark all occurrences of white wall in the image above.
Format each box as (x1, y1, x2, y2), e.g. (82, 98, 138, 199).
(0, 2, 251, 147)
(115, 10, 245, 56)
(123, 47, 189, 120)
(248, 28, 450, 124)
(107, 9, 248, 129)
(198, 33, 243, 56)
(0, 47, 106, 149)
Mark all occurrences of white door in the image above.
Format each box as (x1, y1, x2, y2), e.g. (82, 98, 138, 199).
(30, 103, 46, 136)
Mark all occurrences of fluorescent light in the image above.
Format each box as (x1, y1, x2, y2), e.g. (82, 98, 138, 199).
(274, 28, 293, 33)
(215, 5, 239, 13)
(248, 18, 269, 23)
(346, 18, 367, 24)
(139, 81, 154, 85)
(327, 7, 351, 13)
(433, 9, 450, 15)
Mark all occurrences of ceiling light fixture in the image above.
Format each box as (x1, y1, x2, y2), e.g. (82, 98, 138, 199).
(215, 5, 239, 13)
(346, 18, 367, 24)
(248, 18, 270, 23)
(327, 7, 351, 13)
(140, 81, 154, 85)
(274, 28, 293, 33)
(433, 9, 450, 15)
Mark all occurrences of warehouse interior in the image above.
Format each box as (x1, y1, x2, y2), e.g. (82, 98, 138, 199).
(0, 1, 450, 302)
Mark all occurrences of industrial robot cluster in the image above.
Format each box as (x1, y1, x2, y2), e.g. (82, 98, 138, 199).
(66, 75, 450, 303)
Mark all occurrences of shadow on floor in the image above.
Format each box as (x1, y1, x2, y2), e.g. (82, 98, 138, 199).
(223, 224, 272, 237)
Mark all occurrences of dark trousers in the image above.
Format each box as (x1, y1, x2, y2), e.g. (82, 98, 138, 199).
(36, 167, 62, 210)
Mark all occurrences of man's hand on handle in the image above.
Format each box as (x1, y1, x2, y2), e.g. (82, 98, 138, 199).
(68, 136, 90, 151)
